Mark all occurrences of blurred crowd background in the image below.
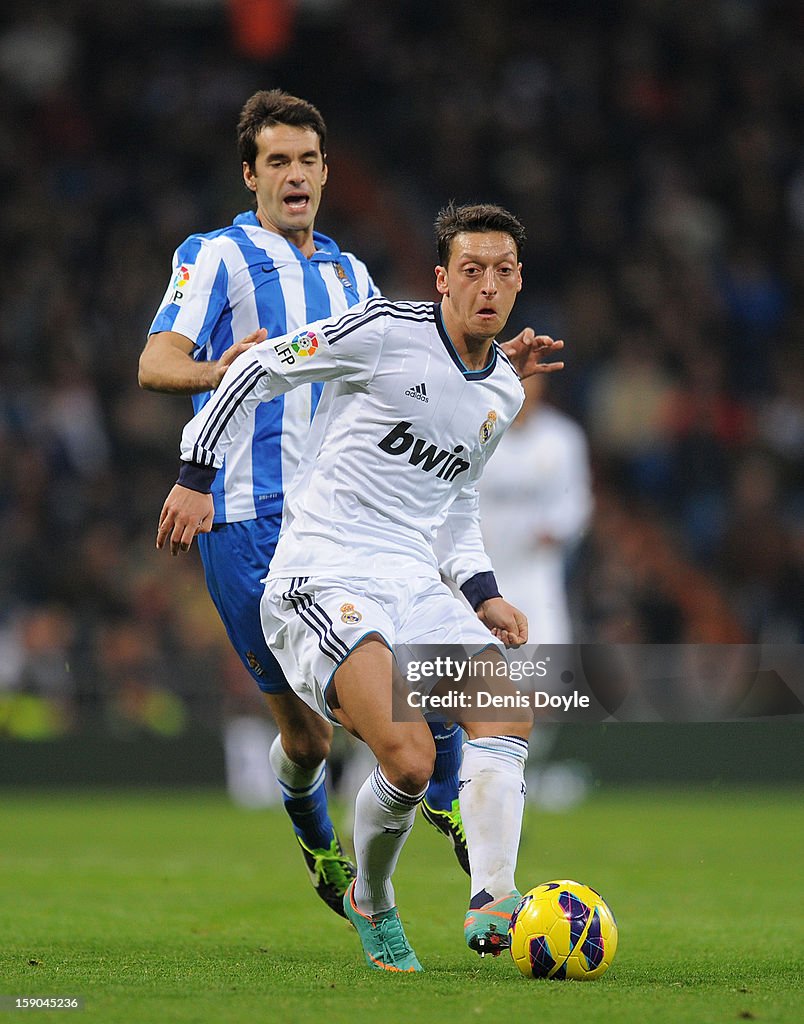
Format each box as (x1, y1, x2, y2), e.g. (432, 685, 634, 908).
(0, 0, 802, 742)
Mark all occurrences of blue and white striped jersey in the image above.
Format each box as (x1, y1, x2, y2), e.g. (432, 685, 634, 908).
(149, 210, 378, 522)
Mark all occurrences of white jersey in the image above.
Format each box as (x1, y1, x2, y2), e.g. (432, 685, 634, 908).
(179, 297, 524, 584)
(478, 404, 593, 642)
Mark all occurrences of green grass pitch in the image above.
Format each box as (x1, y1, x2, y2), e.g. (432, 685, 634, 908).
(1, 786, 801, 1023)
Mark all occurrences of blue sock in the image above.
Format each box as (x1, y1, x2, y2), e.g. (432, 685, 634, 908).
(269, 736, 335, 850)
(425, 722, 463, 811)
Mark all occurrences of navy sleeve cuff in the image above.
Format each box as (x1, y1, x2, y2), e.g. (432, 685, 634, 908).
(460, 571, 501, 611)
(177, 461, 217, 494)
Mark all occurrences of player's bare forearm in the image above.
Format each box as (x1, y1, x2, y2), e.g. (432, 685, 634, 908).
(477, 597, 528, 647)
(156, 484, 214, 556)
(139, 329, 266, 393)
(500, 328, 564, 380)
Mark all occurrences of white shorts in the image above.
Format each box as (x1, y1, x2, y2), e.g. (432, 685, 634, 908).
(260, 574, 500, 722)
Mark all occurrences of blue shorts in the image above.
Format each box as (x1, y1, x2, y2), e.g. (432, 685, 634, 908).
(198, 515, 289, 694)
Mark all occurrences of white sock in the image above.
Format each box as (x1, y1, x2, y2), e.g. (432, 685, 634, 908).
(352, 766, 426, 916)
(459, 736, 528, 903)
(268, 734, 325, 798)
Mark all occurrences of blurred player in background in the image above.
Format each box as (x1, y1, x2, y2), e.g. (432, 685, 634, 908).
(140, 90, 562, 916)
(478, 374, 593, 644)
(157, 202, 548, 972)
(479, 374, 593, 807)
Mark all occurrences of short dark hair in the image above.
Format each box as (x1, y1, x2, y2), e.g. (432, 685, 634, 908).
(435, 201, 526, 266)
(237, 90, 327, 169)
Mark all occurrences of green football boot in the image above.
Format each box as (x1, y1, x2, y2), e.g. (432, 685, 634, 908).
(421, 798, 470, 875)
(296, 834, 356, 919)
(343, 881, 423, 973)
(464, 889, 522, 957)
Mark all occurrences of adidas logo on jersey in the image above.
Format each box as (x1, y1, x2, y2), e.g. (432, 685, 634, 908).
(405, 382, 429, 402)
(378, 421, 470, 482)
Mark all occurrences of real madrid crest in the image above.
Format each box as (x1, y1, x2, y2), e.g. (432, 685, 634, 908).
(479, 410, 498, 444)
(340, 602, 362, 624)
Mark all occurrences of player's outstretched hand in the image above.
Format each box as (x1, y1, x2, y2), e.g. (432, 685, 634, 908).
(477, 597, 528, 648)
(500, 328, 564, 381)
(156, 484, 214, 556)
(211, 327, 268, 387)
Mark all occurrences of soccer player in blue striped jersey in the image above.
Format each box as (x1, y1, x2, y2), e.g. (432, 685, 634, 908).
(141, 91, 374, 915)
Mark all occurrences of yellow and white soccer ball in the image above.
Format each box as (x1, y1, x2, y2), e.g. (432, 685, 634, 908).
(508, 879, 618, 980)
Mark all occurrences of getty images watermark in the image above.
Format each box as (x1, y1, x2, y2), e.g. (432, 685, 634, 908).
(404, 653, 588, 713)
(391, 644, 804, 723)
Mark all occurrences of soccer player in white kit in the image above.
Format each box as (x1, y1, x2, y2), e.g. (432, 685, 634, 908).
(158, 203, 537, 972)
(140, 91, 564, 910)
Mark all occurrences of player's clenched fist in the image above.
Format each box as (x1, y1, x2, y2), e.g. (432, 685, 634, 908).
(157, 484, 214, 556)
(476, 597, 528, 648)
